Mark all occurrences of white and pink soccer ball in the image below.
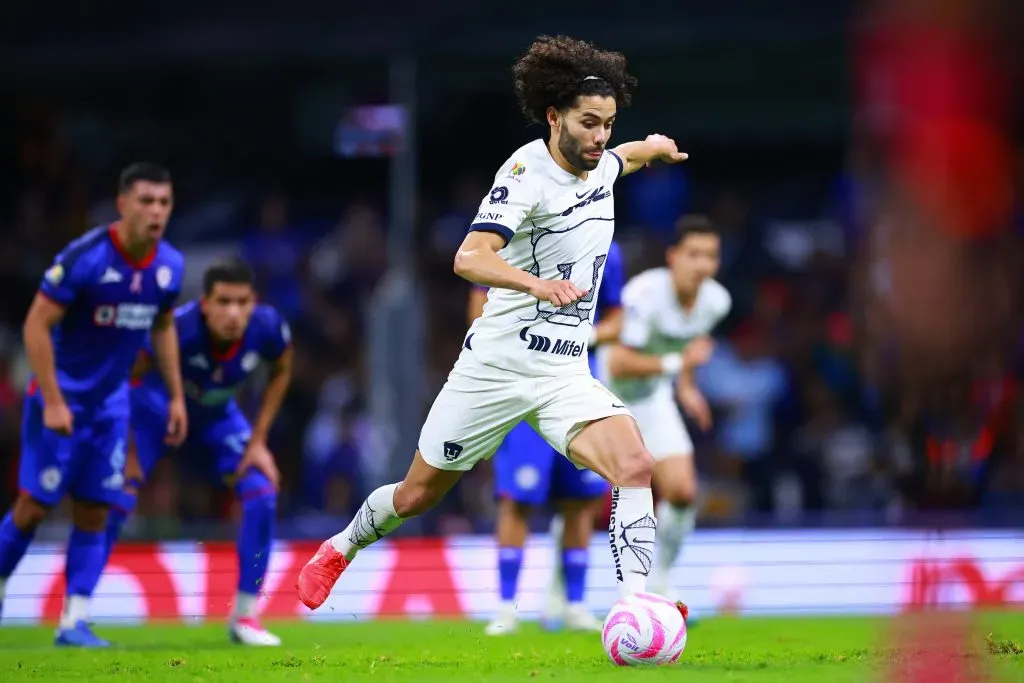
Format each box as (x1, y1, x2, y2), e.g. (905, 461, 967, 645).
(601, 592, 688, 666)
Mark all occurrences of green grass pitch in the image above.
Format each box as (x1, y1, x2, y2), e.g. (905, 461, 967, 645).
(1, 615, 1022, 682)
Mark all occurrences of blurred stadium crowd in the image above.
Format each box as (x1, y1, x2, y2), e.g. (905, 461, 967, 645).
(0, 0, 1021, 540)
(1, 112, 1021, 542)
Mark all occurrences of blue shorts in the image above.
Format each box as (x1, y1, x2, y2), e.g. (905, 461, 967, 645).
(494, 421, 609, 506)
(19, 393, 129, 507)
(130, 388, 253, 486)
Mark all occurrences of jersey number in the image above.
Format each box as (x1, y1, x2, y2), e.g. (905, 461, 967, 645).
(555, 253, 607, 311)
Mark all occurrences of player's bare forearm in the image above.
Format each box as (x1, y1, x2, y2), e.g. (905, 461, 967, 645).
(592, 308, 623, 346)
(607, 344, 673, 379)
(150, 314, 184, 402)
(130, 349, 154, 380)
(23, 294, 66, 406)
(251, 347, 293, 444)
(454, 231, 539, 293)
(612, 136, 688, 176)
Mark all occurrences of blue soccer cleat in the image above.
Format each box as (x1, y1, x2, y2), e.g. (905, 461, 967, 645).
(55, 620, 111, 648)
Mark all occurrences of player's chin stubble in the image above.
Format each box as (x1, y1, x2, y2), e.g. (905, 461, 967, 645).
(559, 133, 599, 172)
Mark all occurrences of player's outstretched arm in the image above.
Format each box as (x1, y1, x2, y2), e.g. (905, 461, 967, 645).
(607, 337, 714, 380)
(454, 231, 586, 308)
(676, 363, 713, 431)
(612, 134, 688, 177)
(250, 346, 293, 449)
(23, 293, 68, 411)
(129, 348, 154, 380)
(150, 311, 188, 446)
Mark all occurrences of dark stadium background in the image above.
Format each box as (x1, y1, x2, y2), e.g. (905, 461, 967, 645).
(0, 0, 1021, 551)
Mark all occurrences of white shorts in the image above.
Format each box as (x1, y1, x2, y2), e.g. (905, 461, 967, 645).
(419, 347, 633, 471)
(627, 388, 693, 461)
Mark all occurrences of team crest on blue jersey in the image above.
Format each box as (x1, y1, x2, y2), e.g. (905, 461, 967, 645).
(156, 265, 173, 289)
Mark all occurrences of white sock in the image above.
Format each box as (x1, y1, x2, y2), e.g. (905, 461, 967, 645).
(330, 483, 405, 561)
(655, 500, 697, 579)
(548, 514, 565, 599)
(233, 592, 259, 620)
(608, 487, 656, 596)
(0, 578, 6, 600)
(60, 595, 89, 630)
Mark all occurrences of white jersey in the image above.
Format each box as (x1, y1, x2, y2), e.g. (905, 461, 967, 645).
(610, 268, 732, 402)
(466, 139, 623, 377)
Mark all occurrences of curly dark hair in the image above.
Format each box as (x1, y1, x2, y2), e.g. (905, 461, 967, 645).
(512, 35, 638, 124)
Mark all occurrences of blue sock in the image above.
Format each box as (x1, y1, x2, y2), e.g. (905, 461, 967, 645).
(103, 493, 136, 568)
(237, 493, 276, 597)
(65, 527, 105, 598)
(562, 548, 588, 604)
(498, 546, 523, 602)
(0, 511, 35, 580)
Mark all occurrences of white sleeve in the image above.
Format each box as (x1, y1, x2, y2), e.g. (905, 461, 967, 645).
(468, 158, 538, 246)
(618, 279, 654, 349)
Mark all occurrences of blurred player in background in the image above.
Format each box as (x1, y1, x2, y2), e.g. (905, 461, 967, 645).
(607, 215, 730, 601)
(471, 240, 624, 635)
(0, 163, 187, 646)
(98, 258, 292, 646)
(298, 35, 691, 616)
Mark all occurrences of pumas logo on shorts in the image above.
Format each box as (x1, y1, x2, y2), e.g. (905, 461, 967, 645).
(442, 441, 464, 462)
(519, 327, 585, 357)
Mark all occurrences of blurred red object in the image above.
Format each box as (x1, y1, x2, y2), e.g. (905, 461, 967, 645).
(855, 0, 1014, 237)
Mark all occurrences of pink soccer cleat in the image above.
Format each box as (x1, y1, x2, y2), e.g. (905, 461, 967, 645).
(296, 540, 349, 610)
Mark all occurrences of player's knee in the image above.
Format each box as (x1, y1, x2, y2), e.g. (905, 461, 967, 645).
(11, 493, 49, 530)
(610, 447, 655, 488)
(662, 480, 698, 508)
(393, 482, 442, 518)
(498, 497, 531, 519)
(71, 500, 110, 532)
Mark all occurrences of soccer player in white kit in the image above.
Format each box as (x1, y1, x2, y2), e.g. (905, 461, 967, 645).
(296, 34, 690, 618)
(606, 214, 730, 600)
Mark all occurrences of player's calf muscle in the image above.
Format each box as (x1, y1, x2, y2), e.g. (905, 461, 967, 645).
(570, 419, 654, 487)
(391, 451, 462, 517)
(653, 458, 698, 506)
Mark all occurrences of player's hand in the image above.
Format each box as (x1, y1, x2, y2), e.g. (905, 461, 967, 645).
(682, 336, 715, 368)
(528, 278, 589, 308)
(43, 401, 74, 435)
(644, 134, 688, 166)
(237, 441, 280, 490)
(165, 398, 188, 446)
(678, 382, 713, 431)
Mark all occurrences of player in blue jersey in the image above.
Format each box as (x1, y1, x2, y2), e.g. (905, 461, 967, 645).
(0, 163, 187, 646)
(98, 257, 292, 646)
(476, 240, 625, 635)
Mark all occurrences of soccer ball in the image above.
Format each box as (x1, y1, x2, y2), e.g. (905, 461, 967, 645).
(601, 592, 687, 666)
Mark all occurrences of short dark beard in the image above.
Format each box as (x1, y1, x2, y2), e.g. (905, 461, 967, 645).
(558, 130, 600, 172)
